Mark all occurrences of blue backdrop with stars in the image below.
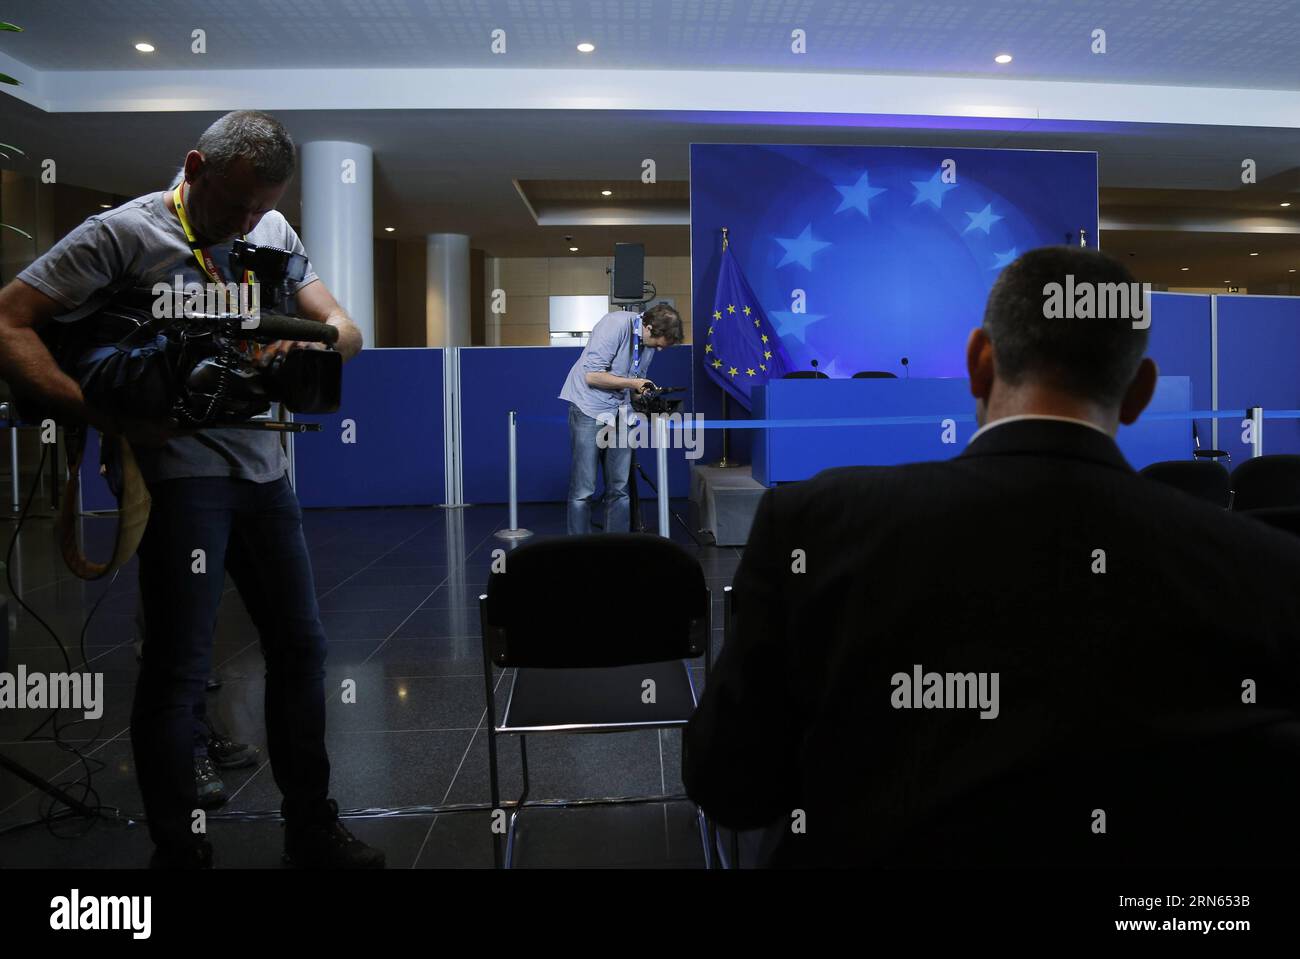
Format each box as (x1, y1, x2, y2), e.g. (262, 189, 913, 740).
(690, 143, 1098, 396)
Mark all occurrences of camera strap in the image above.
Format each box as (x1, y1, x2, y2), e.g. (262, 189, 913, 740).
(58, 427, 151, 581)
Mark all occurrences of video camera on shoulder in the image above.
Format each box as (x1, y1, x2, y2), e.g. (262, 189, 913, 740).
(27, 239, 341, 433)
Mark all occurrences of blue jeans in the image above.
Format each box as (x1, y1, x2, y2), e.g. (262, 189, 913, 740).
(567, 403, 632, 535)
(131, 474, 329, 850)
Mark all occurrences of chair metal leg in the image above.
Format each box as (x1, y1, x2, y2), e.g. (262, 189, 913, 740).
(504, 735, 531, 869)
(697, 809, 716, 869)
(487, 722, 503, 869)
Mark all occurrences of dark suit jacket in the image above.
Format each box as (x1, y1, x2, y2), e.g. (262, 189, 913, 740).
(683, 419, 1300, 866)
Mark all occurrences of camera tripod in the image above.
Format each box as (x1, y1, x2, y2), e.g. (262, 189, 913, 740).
(627, 447, 701, 544)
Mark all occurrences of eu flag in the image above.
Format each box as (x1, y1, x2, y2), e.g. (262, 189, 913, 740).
(705, 246, 794, 410)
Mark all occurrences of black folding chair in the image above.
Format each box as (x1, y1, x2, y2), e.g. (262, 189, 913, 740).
(1231, 455, 1300, 511)
(1139, 460, 1231, 508)
(480, 533, 713, 867)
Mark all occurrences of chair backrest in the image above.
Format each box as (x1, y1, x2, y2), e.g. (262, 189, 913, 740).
(851, 370, 898, 379)
(1231, 454, 1300, 510)
(483, 533, 709, 668)
(1138, 459, 1230, 507)
(782, 370, 828, 379)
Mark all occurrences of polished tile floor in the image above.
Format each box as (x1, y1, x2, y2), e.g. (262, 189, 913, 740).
(0, 498, 739, 868)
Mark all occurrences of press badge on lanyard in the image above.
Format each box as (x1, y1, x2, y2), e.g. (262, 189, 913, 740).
(627, 314, 643, 426)
(172, 182, 260, 357)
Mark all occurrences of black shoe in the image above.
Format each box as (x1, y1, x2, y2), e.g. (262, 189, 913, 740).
(150, 839, 213, 870)
(195, 757, 228, 810)
(205, 676, 223, 692)
(208, 735, 261, 770)
(282, 799, 386, 869)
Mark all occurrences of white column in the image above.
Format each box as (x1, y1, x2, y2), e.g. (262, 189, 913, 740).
(300, 140, 374, 348)
(426, 233, 471, 347)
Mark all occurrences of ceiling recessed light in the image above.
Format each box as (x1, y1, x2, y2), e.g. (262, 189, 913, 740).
(384, 226, 395, 232)
(577, 42, 595, 53)
(1282, 202, 1292, 207)
(1249, 252, 1260, 256)
(135, 42, 155, 53)
(994, 53, 1013, 64)
(99, 203, 112, 209)
(601, 189, 612, 196)
(1290, 269, 1297, 273)
(569, 246, 579, 252)
(1180, 267, 1189, 271)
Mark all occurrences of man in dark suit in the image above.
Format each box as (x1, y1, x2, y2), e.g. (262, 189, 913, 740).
(683, 246, 1300, 867)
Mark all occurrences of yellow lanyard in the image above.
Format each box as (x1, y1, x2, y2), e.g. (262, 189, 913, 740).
(171, 182, 253, 287)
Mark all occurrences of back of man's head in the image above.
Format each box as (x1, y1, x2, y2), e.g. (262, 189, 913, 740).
(195, 110, 296, 185)
(643, 303, 684, 345)
(983, 246, 1149, 408)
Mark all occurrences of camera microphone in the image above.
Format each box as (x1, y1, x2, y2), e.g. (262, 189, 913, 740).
(240, 313, 339, 345)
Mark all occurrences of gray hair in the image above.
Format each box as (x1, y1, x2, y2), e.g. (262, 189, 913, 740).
(194, 110, 296, 184)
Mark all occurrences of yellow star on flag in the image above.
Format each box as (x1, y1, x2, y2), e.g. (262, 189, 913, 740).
(713, 310, 721, 320)
(764, 350, 772, 360)
(712, 359, 722, 369)
(743, 305, 752, 316)
(726, 304, 736, 314)
(704, 344, 712, 353)
(761, 334, 769, 343)
(727, 366, 739, 377)
(745, 368, 756, 377)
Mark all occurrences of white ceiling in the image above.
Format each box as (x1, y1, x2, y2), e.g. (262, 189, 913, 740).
(0, 1, 1295, 285)
(3, 0, 1299, 90)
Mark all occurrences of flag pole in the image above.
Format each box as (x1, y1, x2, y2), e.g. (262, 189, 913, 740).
(714, 226, 737, 468)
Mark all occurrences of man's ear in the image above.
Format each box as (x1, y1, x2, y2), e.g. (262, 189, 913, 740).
(966, 327, 994, 402)
(182, 149, 205, 183)
(1118, 357, 1158, 426)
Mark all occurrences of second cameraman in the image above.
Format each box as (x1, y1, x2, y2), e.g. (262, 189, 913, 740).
(558, 303, 684, 534)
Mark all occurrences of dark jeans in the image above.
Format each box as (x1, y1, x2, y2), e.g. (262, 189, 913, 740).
(133, 601, 212, 759)
(131, 474, 329, 850)
(566, 403, 632, 535)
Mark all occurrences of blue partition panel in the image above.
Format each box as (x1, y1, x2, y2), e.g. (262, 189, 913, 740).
(460, 344, 696, 505)
(752, 375, 1191, 485)
(1115, 375, 1192, 470)
(1217, 296, 1300, 462)
(752, 377, 978, 484)
(1146, 292, 1212, 453)
(294, 348, 444, 508)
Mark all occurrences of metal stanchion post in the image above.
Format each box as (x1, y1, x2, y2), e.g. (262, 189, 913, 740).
(1250, 406, 1264, 458)
(656, 414, 670, 538)
(495, 410, 532, 541)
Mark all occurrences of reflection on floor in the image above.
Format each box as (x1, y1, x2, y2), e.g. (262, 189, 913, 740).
(0, 499, 738, 868)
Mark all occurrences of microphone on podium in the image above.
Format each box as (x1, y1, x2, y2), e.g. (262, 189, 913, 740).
(900, 357, 910, 379)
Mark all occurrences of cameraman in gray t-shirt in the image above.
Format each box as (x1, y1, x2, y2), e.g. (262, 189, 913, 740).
(0, 110, 381, 869)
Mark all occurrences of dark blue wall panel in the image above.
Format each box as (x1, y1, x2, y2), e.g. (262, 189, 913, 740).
(1218, 296, 1300, 461)
(1145, 292, 1212, 454)
(295, 348, 444, 508)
